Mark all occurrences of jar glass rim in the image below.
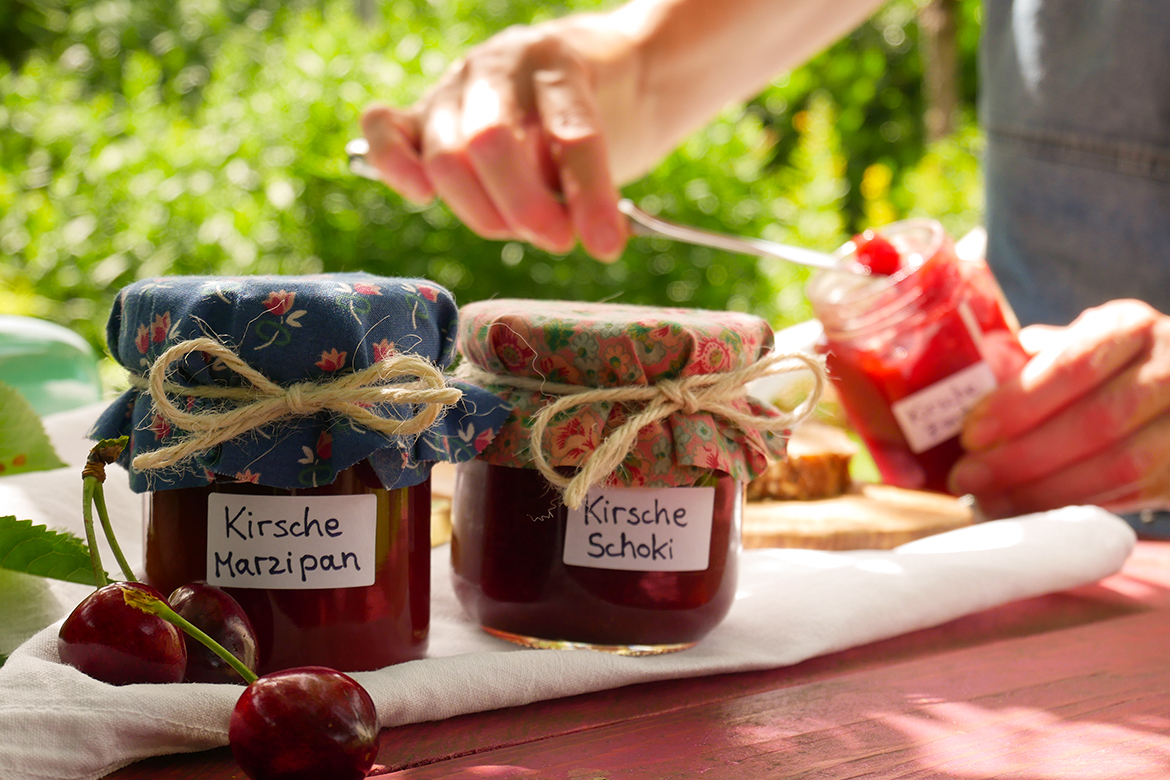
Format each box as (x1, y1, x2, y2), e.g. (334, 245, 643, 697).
(808, 218, 949, 338)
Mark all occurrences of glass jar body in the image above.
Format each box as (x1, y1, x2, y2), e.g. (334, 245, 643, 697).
(450, 460, 742, 653)
(144, 461, 430, 674)
(807, 220, 1027, 493)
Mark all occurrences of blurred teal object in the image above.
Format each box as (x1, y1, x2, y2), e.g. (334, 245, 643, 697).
(0, 315, 102, 416)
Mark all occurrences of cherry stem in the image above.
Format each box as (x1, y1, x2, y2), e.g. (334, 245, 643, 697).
(94, 482, 137, 583)
(80, 437, 131, 588)
(80, 479, 107, 589)
(122, 588, 259, 685)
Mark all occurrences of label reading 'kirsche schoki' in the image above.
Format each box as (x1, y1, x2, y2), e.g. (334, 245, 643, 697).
(891, 360, 997, 454)
(206, 493, 377, 590)
(562, 486, 715, 572)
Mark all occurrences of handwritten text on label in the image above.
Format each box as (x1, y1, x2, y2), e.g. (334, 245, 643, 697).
(206, 493, 377, 590)
(563, 486, 715, 572)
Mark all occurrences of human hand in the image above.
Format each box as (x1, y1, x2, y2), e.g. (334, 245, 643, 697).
(359, 0, 887, 260)
(360, 21, 629, 261)
(948, 299, 1170, 518)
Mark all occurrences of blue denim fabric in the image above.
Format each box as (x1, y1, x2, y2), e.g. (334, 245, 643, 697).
(981, 1, 1170, 537)
(981, 0, 1170, 328)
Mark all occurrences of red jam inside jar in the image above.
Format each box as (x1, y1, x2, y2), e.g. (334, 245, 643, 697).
(450, 461, 742, 652)
(145, 461, 431, 674)
(807, 220, 1028, 493)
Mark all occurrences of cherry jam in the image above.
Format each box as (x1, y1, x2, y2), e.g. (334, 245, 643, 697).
(450, 461, 742, 652)
(807, 220, 1027, 493)
(145, 462, 431, 674)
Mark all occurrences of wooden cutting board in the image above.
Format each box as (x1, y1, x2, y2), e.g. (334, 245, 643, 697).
(431, 463, 456, 547)
(430, 464, 974, 551)
(743, 482, 976, 550)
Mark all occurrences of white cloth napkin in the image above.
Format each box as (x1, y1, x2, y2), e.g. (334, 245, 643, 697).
(0, 405, 1136, 780)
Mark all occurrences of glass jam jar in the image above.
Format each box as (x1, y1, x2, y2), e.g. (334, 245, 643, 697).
(451, 462, 742, 653)
(89, 273, 512, 673)
(145, 463, 431, 674)
(452, 299, 812, 653)
(806, 220, 1028, 493)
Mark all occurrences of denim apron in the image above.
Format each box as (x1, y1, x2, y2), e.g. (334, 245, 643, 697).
(981, 1, 1170, 535)
(981, 0, 1170, 328)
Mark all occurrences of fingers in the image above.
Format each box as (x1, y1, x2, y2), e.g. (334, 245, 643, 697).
(360, 105, 434, 204)
(951, 356, 1164, 501)
(960, 300, 1160, 450)
(459, 67, 576, 253)
(362, 25, 627, 260)
(1016, 323, 1065, 355)
(412, 66, 514, 240)
(949, 300, 1170, 516)
(532, 61, 627, 261)
(967, 412, 1170, 518)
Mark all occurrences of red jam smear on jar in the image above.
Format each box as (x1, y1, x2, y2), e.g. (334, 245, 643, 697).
(450, 461, 741, 650)
(145, 461, 430, 674)
(812, 223, 1027, 493)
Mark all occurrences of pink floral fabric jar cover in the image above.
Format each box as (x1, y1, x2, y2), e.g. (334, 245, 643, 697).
(449, 299, 821, 653)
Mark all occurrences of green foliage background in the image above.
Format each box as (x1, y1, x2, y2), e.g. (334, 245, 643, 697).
(1, 0, 984, 363)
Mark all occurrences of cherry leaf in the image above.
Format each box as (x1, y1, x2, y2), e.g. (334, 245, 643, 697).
(0, 515, 105, 586)
(0, 382, 67, 476)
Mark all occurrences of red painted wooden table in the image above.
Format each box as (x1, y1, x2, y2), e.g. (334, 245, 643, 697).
(109, 539, 1170, 780)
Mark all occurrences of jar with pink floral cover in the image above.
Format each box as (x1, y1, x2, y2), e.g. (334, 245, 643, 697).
(451, 300, 821, 653)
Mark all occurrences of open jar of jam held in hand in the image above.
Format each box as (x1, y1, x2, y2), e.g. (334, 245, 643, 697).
(807, 220, 1028, 493)
(90, 274, 510, 673)
(451, 300, 822, 653)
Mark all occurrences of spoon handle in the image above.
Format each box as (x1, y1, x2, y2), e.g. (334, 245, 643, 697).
(347, 138, 842, 271)
(617, 199, 841, 271)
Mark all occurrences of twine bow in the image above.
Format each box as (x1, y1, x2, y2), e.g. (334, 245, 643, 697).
(458, 351, 824, 509)
(130, 337, 463, 472)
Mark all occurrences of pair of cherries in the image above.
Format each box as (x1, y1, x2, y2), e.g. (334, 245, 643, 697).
(59, 580, 379, 780)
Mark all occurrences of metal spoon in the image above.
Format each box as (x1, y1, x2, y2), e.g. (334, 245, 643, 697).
(615, 199, 846, 271)
(346, 138, 846, 272)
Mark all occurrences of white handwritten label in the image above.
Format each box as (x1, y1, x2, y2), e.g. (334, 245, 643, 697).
(206, 494, 377, 590)
(891, 360, 997, 453)
(563, 486, 715, 572)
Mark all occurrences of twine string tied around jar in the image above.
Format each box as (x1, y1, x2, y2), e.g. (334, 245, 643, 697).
(458, 351, 825, 509)
(129, 336, 463, 472)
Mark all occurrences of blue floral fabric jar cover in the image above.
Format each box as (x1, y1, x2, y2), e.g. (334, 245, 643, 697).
(91, 273, 511, 492)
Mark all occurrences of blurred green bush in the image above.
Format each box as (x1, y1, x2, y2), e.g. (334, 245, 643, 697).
(0, 0, 984, 358)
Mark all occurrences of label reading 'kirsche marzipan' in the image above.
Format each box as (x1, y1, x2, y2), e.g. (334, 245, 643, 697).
(206, 493, 377, 590)
(563, 486, 715, 572)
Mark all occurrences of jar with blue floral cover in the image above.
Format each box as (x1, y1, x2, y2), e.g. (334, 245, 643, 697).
(451, 300, 821, 654)
(91, 274, 511, 673)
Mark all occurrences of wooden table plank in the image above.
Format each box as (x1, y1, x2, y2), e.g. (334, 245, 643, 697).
(381, 608, 1170, 779)
(108, 541, 1170, 779)
(360, 567, 1170, 773)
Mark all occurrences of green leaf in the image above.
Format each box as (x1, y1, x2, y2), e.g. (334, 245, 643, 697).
(0, 515, 104, 586)
(0, 382, 67, 476)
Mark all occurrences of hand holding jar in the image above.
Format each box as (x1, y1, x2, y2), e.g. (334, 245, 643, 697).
(806, 220, 1030, 495)
(949, 299, 1170, 519)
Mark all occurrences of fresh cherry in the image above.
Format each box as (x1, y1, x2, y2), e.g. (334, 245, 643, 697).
(58, 581, 187, 685)
(853, 229, 902, 275)
(169, 581, 259, 684)
(229, 666, 379, 780)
